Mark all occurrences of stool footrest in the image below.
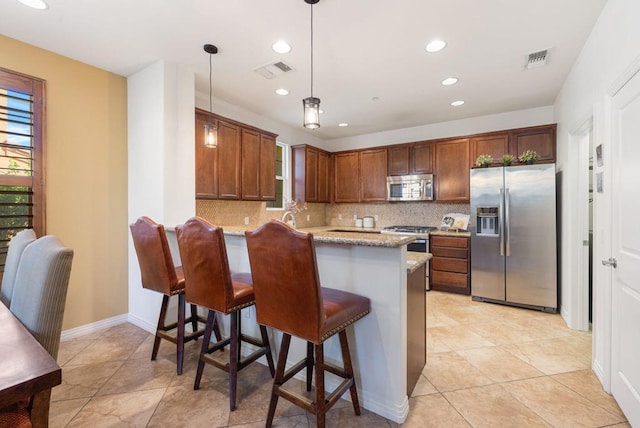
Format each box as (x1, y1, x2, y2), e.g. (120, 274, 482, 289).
(201, 335, 270, 373)
(324, 362, 348, 379)
(281, 359, 308, 385)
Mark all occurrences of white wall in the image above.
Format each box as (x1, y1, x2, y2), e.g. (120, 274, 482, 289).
(554, 0, 640, 388)
(327, 106, 555, 151)
(128, 61, 196, 331)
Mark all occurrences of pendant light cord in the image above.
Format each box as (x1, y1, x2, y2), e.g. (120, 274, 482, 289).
(209, 52, 213, 112)
(310, 3, 314, 98)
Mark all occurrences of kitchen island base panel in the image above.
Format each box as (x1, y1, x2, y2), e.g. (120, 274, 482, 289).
(222, 234, 412, 424)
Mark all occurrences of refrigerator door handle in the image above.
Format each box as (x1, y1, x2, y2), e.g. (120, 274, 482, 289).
(499, 188, 505, 256)
(505, 188, 511, 257)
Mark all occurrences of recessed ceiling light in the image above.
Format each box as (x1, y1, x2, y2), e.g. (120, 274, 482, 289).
(425, 40, 446, 53)
(338, 123, 349, 127)
(441, 77, 458, 86)
(17, 0, 48, 9)
(275, 88, 289, 96)
(451, 100, 465, 107)
(272, 41, 291, 54)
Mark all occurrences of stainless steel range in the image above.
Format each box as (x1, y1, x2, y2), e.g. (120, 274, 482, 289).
(381, 225, 437, 290)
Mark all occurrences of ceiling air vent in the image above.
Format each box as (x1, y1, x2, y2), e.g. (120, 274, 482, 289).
(254, 61, 294, 79)
(526, 49, 548, 69)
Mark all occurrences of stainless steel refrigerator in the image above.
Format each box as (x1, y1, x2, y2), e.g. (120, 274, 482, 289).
(470, 163, 557, 312)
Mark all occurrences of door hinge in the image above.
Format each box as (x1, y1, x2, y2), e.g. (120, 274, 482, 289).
(602, 258, 618, 268)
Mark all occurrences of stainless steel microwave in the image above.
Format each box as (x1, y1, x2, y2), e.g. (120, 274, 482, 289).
(387, 174, 434, 201)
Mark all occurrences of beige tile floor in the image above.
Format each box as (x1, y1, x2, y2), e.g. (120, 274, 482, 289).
(50, 291, 630, 427)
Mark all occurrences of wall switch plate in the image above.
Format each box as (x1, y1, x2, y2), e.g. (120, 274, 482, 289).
(306, 214, 310, 221)
(244, 216, 249, 225)
(338, 214, 342, 220)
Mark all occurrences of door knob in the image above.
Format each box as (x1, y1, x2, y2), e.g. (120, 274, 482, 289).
(602, 258, 618, 268)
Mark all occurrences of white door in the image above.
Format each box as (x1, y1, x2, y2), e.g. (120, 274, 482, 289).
(610, 69, 640, 425)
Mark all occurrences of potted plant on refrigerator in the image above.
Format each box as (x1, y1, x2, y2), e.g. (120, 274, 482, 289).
(518, 150, 539, 164)
(501, 154, 515, 166)
(475, 154, 493, 168)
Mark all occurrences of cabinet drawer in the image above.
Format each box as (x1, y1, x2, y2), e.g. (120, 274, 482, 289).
(431, 235, 469, 248)
(432, 258, 468, 274)
(431, 270, 468, 288)
(430, 247, 468, 259)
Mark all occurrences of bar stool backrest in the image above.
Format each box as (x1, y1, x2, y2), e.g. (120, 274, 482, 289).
(245, 220, 324, 343)
(175, 217, 234, 312)
(130, 216, 181, 295)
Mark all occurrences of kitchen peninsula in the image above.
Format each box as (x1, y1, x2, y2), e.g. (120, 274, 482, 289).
(211, 225, 427, 423)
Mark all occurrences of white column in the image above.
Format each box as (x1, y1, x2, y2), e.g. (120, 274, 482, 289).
(127, 60, 195, 330)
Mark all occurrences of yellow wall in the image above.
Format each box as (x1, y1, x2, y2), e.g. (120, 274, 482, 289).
(0, 35, 128, 329)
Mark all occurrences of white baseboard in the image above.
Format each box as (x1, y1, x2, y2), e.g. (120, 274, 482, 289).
(127, 312, 157, 335)
(61, 314, 129, 341)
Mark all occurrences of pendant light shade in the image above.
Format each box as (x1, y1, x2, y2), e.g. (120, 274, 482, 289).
(303, 97, 320, 129)
(204, 44, 218, 148)
(303, 0, 320, 129)
(204, 122, 218, 148)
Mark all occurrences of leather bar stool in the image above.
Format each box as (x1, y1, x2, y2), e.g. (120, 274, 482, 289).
(130, 216, 209, 375)
(245, 220, 371, 428)
(175, 216, 275, 411)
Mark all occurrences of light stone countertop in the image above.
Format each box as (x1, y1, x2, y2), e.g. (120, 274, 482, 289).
(406, 252, 432, 273)
(220, 224, 415, 248)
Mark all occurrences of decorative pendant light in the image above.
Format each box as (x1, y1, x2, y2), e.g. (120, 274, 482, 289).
(303, 0, 320, 129)
(203, 44, 218, 148)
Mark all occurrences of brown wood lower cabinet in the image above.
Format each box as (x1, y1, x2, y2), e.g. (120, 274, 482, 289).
(429, 235, 470, 295)
(406, 262, 426, 395)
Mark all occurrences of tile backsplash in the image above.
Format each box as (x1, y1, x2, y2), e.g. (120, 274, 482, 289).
(325, 202, 469, 228)
(196, 199, 469, 229)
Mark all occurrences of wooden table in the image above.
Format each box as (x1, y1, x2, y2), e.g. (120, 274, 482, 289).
(0, 303, 61, 427)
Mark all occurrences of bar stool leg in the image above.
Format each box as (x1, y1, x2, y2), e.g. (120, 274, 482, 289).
(213, 314, 223, 345)
(339, 330, 361, 415)
(314, 343, 326, 428)
(194, 310, 216, 390)
(259, 325, 276, 377)
(152, 295, 170, 361)
(306, 341, 314, 391)
(267, 334, 291, 428)
(189, 303, 199, 333)
(177, 293, 186, 375)
(229, 311, 240, 410)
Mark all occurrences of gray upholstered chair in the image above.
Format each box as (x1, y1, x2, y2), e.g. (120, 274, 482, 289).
(9, 235, 73, 359)
(1, 235, 73, 427)
(0, 228, 37, 307)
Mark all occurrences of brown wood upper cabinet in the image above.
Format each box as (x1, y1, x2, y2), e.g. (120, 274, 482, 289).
(216, 119, 242, 199)
(434, 138, 470, 202)
(292, 144, 331, 203)
(510, 124, 556, 163)
(195, 112, 219, 198)
(195, 108, 276, 201)
(470, 133, 509, 167)
(333, 151, 360, 203)
(333, 149, 387, 203)
(388, 142, 432, 176)
(241, 130, 276, 200)
(259, 134, 276, 200)
(360, 148, 388, 202)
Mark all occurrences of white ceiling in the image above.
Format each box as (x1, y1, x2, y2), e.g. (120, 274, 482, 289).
(1, 0, 608, 140)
